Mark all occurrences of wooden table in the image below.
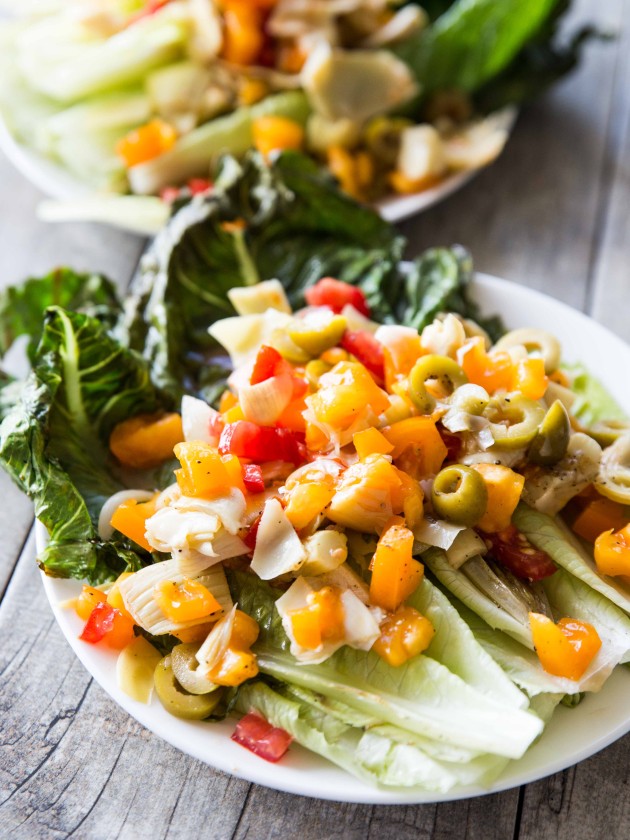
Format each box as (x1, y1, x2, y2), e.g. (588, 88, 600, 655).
(1, 1, 629, 836)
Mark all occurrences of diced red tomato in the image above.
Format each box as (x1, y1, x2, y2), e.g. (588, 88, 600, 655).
(243, 515, 261, 551)
(187, 178, 212, 194)
(305, 277, 371, 317)
(341, 330, 385, 382)
(250, 345, 307, 397)
(80, 602, 117, 644)
(242, 463, 265, 493)
(231, 712, 292, 763)
(440, 428, 462, 462)
(481, 525, 557, 581)
(160, 186, 181, 203)
(219, 421, 306, 464)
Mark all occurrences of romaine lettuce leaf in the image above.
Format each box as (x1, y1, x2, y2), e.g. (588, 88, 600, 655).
(230, 570, 543, 758)
(563, 362, 627, 426)
(0, 307, 170, 582)
(513, 504, 630, 616)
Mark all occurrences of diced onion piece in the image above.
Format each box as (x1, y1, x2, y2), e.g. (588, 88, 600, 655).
(306, 562, 370, 604)
(397, 125, 447, 182)
(116, 636, 162, 704)
(119, 561, 232, 635)
(209, 309, 293, 369)
(145, 507, 221, 554)
(443, 112, 510, 172)
(523, 433, 602, 514)
(181, 395, 221, 444)
(598, 434, 630, 504)
(98, 489, 154, 540)
(421, 314, 467, 359)
(413, 518, 466, 550)
(446, 529, 488, 570)
(239, 373, 293, 426)
(341, 304, 379, 335)
(176, 530, 248, 576)
(251, 498, 306, 580)
(374, 324, 421, 373)
(339, 589, 380, 651)
(301, 530, 348, 575)
(196, 605, 237, 672)
(171, 489, 247, 535)
(228, 279, 291, 315)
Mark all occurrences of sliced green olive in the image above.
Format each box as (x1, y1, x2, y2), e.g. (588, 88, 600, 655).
(409, 355, 468, 414)
(154, 657, 223, 719)
(432, 465, 488, 527)
(363, 116, 412, 166)
(485, 393, 545, 450)
(597, 434, 630, 504)
(493, 328, 561, 374)
(588, 419, 630, 447)
(171, 644, 220, 695)
(288, 314, 347, 357)
(527, 399, 571, 465)
(268, 328, 311, 364)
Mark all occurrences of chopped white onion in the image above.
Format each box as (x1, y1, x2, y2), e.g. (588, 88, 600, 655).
(238, 373, 293, 426)
(251, 498, 306, 580)
(181, 395, 220, 444)
(413, 517, 466, 550)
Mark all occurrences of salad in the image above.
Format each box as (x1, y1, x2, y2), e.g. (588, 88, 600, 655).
(2, 153, 630, 793)
(0, 0, 597, 209)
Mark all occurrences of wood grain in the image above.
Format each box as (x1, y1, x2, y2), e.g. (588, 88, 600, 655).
(0, 0, 629, 835)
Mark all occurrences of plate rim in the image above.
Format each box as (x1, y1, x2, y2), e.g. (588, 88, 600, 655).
(37, 272, 630, 804)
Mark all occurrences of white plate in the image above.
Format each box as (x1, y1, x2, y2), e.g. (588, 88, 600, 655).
(37, 273, 630, 803)
(0, 111, 515, 225)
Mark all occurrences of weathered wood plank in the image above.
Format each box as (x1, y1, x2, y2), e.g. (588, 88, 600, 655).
(0, 535, 250, 840)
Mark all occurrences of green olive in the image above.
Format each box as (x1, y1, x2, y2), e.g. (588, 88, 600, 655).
(171, 644, 220, 695)
(409, 355, 468, 414)
(527, 400, 571, 465)
(154, 657, 223, 719)
(493, 328, 561, 374)
(431, 465, 488, 527)
(485, 393, 545, 449)
(305, 359, 332, 388)
(288, 314, 347, 357)
(268, 328, 311, 364)
(363, 116, 412, 166)
(588, 419, 630, 447)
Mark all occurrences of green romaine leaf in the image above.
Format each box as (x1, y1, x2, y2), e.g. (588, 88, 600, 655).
(563, 362, 627, 426)
(230, 570, 543, 758)
(0, 268, 121, 362)
(394, 0, 561, 95)
(0, 307, 170, 583)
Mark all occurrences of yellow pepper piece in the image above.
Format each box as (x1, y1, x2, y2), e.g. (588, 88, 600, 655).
(328, 454, 403, 533)
(529, 613, 601, 680)
(154, 579, 222, 624)
(395, 469, 424, 530)
(110, 498, 157, 553)
(219, 390, 239, 413)
(288, 586, 345, 650)
(573, 496, 628, 543)
(221, 1, 263, 66)
(310, 361, 390, 429)
(174, 442, 244, 498)
(109, 412, 184, 469)
(511, 358, 548, 401)
(471, 463, 525, 533)
(381, 417, 447, 477)
(372, 606, 434, 667)
(353, 427, 394, 460)
(75, 585, 107, 620)
(594, 524, 630, 577)
(106, 572, 135, 621)
(116, 119, 176, 168)
(205, 610, 260, 686)
(459, 337, 513, 394)
(253, 116, 304, 157)
(171, 622, 216, 644)
(223, 404, 245, 423)
(369, 517, 424, 611)
(284, 482, 335, 531)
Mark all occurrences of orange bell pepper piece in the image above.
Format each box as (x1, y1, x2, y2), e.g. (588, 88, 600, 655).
(459, 337, 513, 393)
(511, 358, 548, 400)
(353, 427, 394, 460)
(204, 610, 260, 686)
(110, 498, 157, 553)
(594, 524, 630, 577)
(310, 361, 390, 429)
(252, 115, 305, 157)
(327, 454, 403, 533)
(369, 517, 424, 612)
(109, 412, 184, 469)
(154, 578, 223, 624)
(471, 463, 525, 533)
(372, 605, 434, 666)
(219, 390, 239, 413)
(106, 572, 135, 621)
(529, 613, 601, 680)
(284, 482, 335, 531)
(116, 119, 177, 168)
(174, 441, 244, 497)
(394, 468, 424, 529)
(381, 416, 448, 477)
(288, 586, 345, 650)
(276, 395, 307, 432)
(221, 1, 263, 65)
(75, 585, 107, 620)
(573, 496, 629, 543)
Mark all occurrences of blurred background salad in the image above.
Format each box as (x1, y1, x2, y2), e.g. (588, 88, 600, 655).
(0, 0, 598, 205)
